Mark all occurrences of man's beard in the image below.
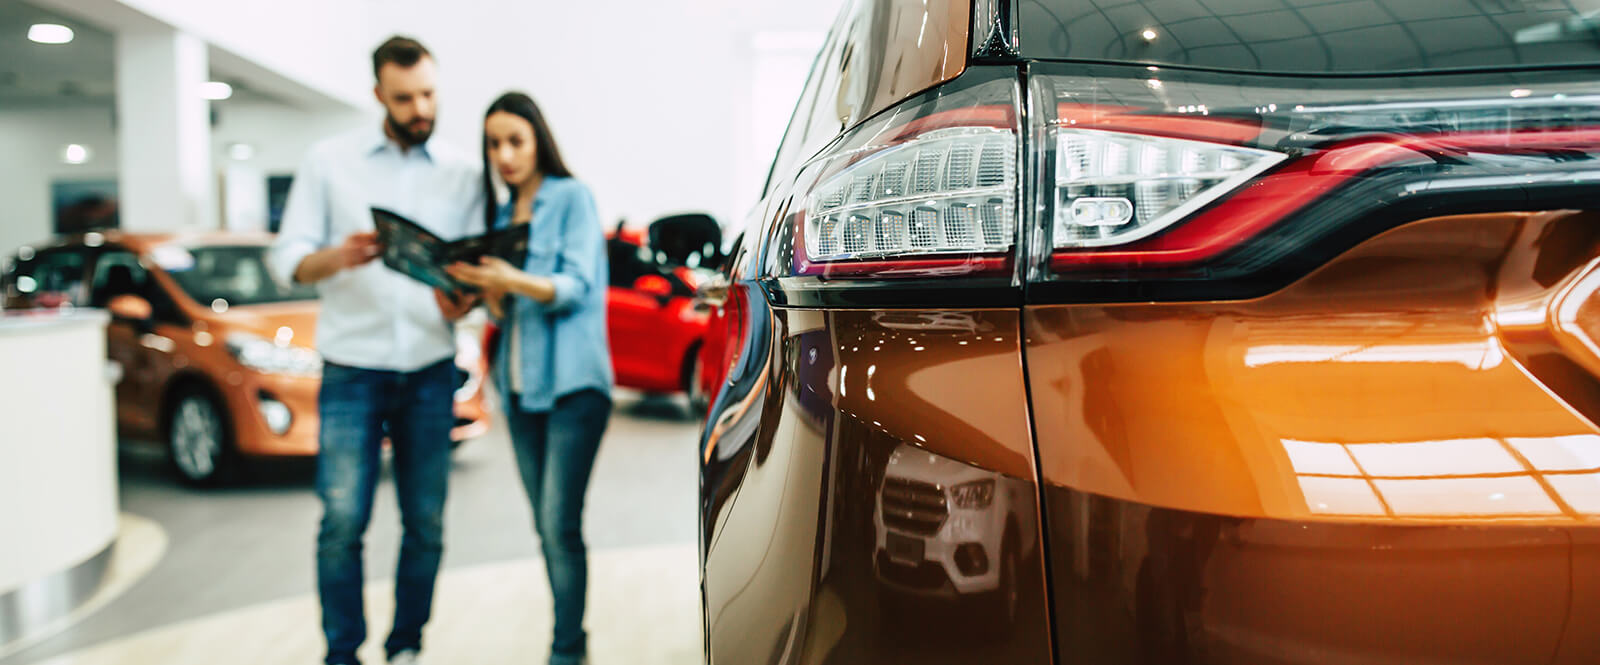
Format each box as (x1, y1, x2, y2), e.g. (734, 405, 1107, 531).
(386, 113, 433, 146)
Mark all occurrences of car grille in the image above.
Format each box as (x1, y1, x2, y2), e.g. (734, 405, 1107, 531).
(881, 477, 948, 536)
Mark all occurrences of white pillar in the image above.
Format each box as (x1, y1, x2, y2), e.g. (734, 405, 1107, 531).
(114, 26, 214, 232)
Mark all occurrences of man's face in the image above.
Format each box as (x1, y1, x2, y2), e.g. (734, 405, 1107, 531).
(374, 57, 437, 145)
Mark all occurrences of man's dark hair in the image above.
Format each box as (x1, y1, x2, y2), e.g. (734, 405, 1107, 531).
(372, 36, 431, 79)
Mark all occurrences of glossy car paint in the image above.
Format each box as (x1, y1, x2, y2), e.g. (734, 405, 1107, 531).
(701, 0, 1600, 662)
(701, 301, 1054, 663)
(1027, 211, 1600, 663)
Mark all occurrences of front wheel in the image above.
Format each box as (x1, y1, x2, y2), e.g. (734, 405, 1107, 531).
(168, 388, 236, 486)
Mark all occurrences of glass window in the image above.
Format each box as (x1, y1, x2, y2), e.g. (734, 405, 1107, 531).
(162, 245, 317, 307)
(89, 250, 151, 307)
(1019, 0, 1600, 74)
(9, 248, 91, 308)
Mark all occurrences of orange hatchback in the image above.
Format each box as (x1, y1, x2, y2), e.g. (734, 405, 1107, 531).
(697, 0, 1600, 662)
(1, 231, 489, 485)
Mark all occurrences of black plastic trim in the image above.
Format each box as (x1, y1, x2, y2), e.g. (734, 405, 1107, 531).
(762, 276, 1021, 309)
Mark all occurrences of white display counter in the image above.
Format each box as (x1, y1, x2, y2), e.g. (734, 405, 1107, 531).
(0, 309, 119, 647)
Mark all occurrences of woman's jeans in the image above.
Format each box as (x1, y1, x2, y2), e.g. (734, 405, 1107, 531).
(504, 389, 611, 665)
(315, 360, 456, 665)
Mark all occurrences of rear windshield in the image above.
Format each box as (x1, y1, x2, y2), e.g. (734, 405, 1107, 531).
(1018, 0, 1600, 74)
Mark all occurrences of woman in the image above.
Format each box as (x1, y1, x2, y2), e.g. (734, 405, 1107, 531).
(446, 92, 611, 665)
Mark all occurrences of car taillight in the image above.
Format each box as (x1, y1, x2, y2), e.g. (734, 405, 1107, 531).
(805, 127, 1016, 262)
(1030, 64, 1600, 299)
(763, 72, 1022, 285)
(1051, 129, 1283, 249)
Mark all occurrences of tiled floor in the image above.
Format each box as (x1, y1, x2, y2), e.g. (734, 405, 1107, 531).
(23, 544, 700, 665)
(3, 392, 703, 665)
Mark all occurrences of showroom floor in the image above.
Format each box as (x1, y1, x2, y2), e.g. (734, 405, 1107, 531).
(1, 392, 702, 665)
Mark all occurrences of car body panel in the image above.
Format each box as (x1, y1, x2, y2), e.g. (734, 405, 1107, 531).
(702, 307, 1053, 663)
(1025, 211, 1600, 663)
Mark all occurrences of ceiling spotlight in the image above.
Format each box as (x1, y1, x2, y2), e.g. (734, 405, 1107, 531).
(228, 142, 255, 161)
(62, 144, 89, 165)
(1510, 88, 1532, 98)
(201, 81, 233, 100)
(29, 24, 74, 45)
(1141, 28, 1159, 41)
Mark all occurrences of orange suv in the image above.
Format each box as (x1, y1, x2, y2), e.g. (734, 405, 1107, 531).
(697, 0, 1600, 662)
(1, 231, 489, 485)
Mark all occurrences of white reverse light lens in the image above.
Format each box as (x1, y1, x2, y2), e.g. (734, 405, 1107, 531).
(805, 127, 1016, 262)
(1053, 129, 1285, 249)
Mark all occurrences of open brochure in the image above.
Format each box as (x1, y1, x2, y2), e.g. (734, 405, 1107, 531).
(371, 207, 528, 292)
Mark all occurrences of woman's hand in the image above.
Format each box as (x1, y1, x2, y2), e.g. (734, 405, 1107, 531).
(446, 256, 558, 305)
(446, 256, 520, 291)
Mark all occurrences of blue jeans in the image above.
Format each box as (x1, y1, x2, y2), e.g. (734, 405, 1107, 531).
(504, 389, 611, 665)
(316, 359, 456, 665)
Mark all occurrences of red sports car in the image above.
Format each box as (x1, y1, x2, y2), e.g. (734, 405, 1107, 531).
(489, 214, 724, 410)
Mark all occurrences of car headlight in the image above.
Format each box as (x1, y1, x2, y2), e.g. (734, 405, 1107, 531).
(226, 332, 322, 376)
(952, 479, 995, 509)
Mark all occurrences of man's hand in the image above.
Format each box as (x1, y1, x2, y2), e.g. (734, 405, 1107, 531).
(434, 289, 479, 321)
(293, 232, 382, 284)
(336, 232, 382, 270)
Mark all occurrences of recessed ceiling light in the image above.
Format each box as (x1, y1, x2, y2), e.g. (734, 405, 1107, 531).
(201, 81, 233, 100)
(1510, 88, 1532, 98)
(62, 144, 90, 164)
(29, 24, 74, 45)
(1141, 28, 1159, 41)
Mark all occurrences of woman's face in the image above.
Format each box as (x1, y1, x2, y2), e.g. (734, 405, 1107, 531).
(485, 110, 538, 187)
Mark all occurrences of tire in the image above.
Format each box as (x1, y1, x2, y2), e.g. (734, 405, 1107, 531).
(167, 387, 236, 486)
(684, 345, 710, 417)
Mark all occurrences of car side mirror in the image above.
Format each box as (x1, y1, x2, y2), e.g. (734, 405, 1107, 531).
(107, 294, 153, 324)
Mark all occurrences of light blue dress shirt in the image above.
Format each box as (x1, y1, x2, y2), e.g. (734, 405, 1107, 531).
(494, 176, 614, 412)
(269, 127, 484, 372)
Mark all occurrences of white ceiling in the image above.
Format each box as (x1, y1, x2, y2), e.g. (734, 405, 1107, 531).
(0, 0, 284, 110)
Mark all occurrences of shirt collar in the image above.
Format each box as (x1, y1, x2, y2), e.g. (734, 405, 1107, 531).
(367, 125, 434, 162)
(499, 176, 561, 216)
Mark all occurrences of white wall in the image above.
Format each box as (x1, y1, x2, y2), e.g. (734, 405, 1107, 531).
(0, 107, 119, 259)
(0, 102, 366, 259)
(211, 102, 369, 176)
(383, 0, 840, 232)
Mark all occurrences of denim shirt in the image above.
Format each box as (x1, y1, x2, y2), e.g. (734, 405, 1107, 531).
(494, 176, 614, 412)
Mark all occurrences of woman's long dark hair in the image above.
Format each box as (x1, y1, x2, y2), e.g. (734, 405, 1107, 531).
(482, 92, 573, 228)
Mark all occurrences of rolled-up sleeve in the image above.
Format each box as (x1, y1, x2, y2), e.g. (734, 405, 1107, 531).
(546, 183, 603, 313)
(268, 152, 328, 286)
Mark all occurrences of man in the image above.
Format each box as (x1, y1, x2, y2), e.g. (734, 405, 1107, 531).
(269, 36, 481, 665)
